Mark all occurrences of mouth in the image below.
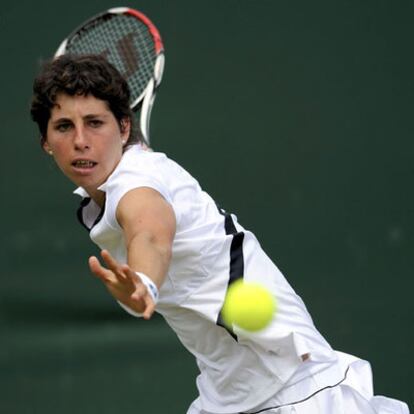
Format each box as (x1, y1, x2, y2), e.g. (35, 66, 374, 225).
(71, 159, 98, 176)
(71, 159, 97, 169)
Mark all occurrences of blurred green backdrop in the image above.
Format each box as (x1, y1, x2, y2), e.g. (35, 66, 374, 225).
(1, 0, 412, 412)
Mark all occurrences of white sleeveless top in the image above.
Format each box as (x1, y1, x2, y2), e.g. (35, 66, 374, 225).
(74, 145, 342, 413)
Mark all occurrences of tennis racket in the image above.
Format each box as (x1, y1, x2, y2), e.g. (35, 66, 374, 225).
(55, 7, 165, 146)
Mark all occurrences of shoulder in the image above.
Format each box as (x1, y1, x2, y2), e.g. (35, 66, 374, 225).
(100, 146, 179, 229)
(118, 145, 170, 173)
(102, 146, 172, 197)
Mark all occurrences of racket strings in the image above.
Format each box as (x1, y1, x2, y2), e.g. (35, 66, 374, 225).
(67, 14, 157, 103)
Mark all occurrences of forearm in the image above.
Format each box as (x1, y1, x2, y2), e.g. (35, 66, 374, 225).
(113, 186, 176, 315)
(126, 230, 172, 289)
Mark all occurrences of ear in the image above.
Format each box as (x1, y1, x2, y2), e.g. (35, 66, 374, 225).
(42, 140, 53, 155)
(120, 118, 131, 142)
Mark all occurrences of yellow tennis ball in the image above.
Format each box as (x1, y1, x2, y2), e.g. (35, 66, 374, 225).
(222, 280, 276, 332)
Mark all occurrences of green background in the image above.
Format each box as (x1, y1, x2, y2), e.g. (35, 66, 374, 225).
(1, 0, 412, 412)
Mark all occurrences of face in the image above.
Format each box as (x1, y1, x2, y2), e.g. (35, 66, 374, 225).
(44, 93, 130, 202)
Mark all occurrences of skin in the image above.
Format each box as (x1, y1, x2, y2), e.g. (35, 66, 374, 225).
(44, 93, 176, 319)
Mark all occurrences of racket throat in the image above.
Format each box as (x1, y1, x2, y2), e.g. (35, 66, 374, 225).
(140, 79, 155, 145)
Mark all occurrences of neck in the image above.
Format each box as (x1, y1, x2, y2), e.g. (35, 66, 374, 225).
(86, 188, 106, 208)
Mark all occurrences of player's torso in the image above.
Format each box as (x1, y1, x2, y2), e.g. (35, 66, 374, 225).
(76, 148, 338, 411)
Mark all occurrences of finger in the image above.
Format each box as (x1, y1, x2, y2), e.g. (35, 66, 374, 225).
(88, 256, 114, 283)
(121, 265, 142, 285)
(100, 250, 127, 281)
(142, 295, 156, 320)
(100, 250, 121, 273)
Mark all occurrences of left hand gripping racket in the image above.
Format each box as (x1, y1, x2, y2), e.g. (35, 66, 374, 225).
(55, 7, 165, 146)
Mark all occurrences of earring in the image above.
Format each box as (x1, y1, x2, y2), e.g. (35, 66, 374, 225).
(48, 150, 53, 155)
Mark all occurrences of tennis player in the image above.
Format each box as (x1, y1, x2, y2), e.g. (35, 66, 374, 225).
(30, 54, 409, 414)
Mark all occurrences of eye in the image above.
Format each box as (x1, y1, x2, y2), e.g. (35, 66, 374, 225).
(89, 119, 104, 128)
(55, 123, 72, 132)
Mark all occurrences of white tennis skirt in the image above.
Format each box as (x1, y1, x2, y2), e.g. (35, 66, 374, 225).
(187, 352, 409, 414)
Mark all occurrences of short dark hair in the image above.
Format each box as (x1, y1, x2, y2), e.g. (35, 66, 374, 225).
(30, 54, 141, 146)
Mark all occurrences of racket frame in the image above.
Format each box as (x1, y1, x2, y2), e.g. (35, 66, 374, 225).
(54, 7, 165, 145)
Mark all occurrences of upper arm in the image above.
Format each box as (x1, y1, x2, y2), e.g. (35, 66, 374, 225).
(116, 187, 176, 250)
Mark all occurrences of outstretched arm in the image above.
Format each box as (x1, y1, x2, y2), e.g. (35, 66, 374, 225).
(89, 187, 176, 319)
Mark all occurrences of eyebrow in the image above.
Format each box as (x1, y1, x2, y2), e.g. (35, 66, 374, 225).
(50, 117, 72, 125)
(84, 113, 108, 120)
(51, 113, 109, 124)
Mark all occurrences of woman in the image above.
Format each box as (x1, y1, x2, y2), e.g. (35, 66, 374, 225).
(31, 54, 409, 414)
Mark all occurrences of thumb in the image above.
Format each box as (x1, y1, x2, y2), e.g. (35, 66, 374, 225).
(130, 283, 147, 301)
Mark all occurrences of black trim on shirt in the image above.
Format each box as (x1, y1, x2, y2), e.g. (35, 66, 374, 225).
(239, 366, 351, 413)
(216, 206, 245, 341)
(76, 197, 105, 232)
(76, 197, 92, 231)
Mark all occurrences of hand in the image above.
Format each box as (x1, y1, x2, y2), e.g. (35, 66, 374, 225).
(88, 249, 156, 319)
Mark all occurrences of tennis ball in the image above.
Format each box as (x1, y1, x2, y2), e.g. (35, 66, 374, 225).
(222, 279, 276, 332)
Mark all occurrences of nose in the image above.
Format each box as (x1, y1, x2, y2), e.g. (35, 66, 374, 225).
(73, 126, 90, 150)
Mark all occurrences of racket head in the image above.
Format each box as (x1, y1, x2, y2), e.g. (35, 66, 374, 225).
(55, 7, 165, 143)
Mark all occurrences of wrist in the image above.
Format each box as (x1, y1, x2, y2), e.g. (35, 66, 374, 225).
(136, 272, 159, 304)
